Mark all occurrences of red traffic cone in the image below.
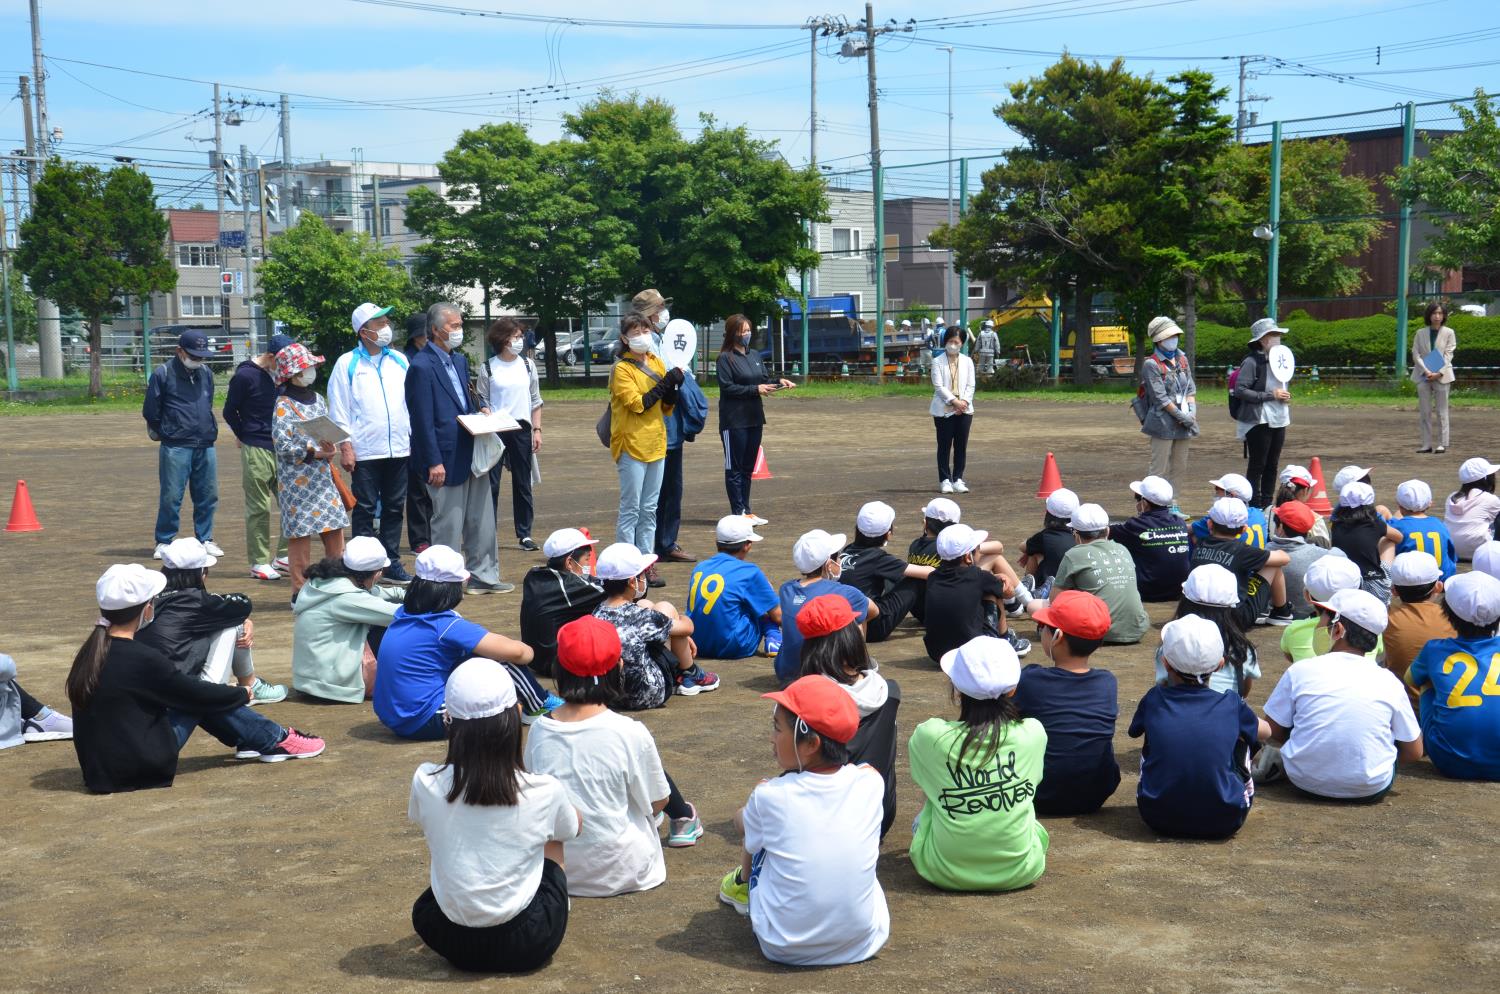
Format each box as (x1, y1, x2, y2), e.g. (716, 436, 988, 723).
(1035, 452, 1063, 499)
(5, 480, 42, 533)
(751, 446, 773, 480)
(1306, 457, 1334, 515)
(579, 526, 598, 575)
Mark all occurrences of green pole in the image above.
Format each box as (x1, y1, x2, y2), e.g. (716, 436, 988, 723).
(874, 164, 885, 383)
(800, 218, 810, 378)
(581, 309, 591, 384)
(1266, 120, 1283, 321)
(141, 295, 151, 383)
(1, 242, 16, 392)
(958, 157, 969, 336)
(1049, 292, 1061, 382)
(1395, 101, 1416, 377)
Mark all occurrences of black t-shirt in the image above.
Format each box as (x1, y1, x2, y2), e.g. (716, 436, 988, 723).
(1188, 535, 1271, 596)
(1112, 508, 1192, 602)
(922, 562, 1005, 663)
(1023, 526, 1075, 585)
(138, 588, 255, 677)
(1014, 663, 1121, 816)
(907, 534, 942, 620)
(837, 543, 911, 600)
(519, 566, 606, 677)
(1332, 518, 1388, 580)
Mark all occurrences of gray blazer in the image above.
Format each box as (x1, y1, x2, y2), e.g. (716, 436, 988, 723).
(1410, 324, 1457, 385)
(1139, 354, 1197, 440)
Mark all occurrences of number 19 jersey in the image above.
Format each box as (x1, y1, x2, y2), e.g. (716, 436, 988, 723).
(685, 552, 779, 660)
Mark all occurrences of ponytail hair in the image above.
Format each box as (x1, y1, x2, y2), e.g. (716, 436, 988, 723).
(67, 603, 148, 710)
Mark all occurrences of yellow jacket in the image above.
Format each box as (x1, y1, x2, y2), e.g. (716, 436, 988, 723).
(609, 353, 674, 463)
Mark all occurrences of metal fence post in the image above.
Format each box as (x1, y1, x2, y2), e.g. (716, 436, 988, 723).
(141, 296, 151, 382)
(1395, 101, 1416, 377)
(1267, 120, 1282, 322)
(958, 157, 969, 334)
(1049, 293, 1061, 382)
(874, 163, 885, 383)
(800, 218, 810, 378)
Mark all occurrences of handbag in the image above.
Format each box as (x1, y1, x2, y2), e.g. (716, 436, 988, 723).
(597, 359, 663, 447)
(330, 466, 357, 511)
(471, 430, 503, 477)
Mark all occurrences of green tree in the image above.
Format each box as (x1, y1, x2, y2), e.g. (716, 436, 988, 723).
(15, 161, 174, 397)
(1392, 88, 1500, 277)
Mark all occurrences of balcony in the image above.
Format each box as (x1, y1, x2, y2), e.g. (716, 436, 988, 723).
(294, 190, 354, 220)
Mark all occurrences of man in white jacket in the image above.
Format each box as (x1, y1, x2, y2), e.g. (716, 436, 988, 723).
(328, 302, 415, 584)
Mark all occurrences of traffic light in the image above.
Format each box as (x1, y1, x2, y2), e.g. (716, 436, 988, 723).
(264, 182, 280, 223)
(221, 271, 234, 296)
(221, 155, 241, 206)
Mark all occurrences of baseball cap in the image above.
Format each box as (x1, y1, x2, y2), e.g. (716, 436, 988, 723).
(901, 319, 912, 327)
(1442, 571, 1500, 627)
(795, 594, 858, 639)
(541, 527, 597, 561)
(1069, 503, 1109, 532)
(1208, 496, 1249, 529)
(1333, 465, 1373, 492)
(1326, 588, 1388, 636)
(1388, 550, 1440, 587)
(556, 615, 623, 678)
(1044, 487, 1079, 518)
(342, 535, 390, 572)
(445, 658, 517, 719)
(716, 515, 763, 545)
(1129, 476, 1173, 507)
(1030, 590, 1111, 640)
(266, 333, 295, 355)
(940, 635, 1021, 700)
(1459, 457, 1499, 485)
(415, 545, 470, 583)
(1339, 481, 1376, 508)
(1304, 554, 1361, 602)
(159, 537, 217, 570)
(1273, 500, 1315, 535)
(1160, 615, 1225, 675)
(1396, 479, 1433, 512)
(982, 319, 995, 328)
(1183, 563, 1239, 607)
(935, 523, 987, 561)
(762, 675, 860, 744)
(856, 500, 896, 538)
(1473, 540, 1500, 580)
(96, 563, 167, 611)
(595, 542, 657, 581)
(1209, 473, 1253, 501)
(1248, 317, 1289, 343)
(792, 530, 847, 574)
(178, 329, 215, 358)
(351, 302, 393, 333)
(1279, 464, 1313, 488)
(922, 497, 962, 524)
(1148, 316, 1183, 343)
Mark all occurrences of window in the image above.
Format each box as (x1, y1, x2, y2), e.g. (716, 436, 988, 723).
(832, 227, 862, 257)
(180, 295, 222, 317)
(176, 244, 219, 268)
(968, 283, 987, 301)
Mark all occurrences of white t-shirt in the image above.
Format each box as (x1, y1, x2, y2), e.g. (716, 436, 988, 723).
(408, 764, 579, 927)
(1263, 651, 1421, 798)
(742, 764, 889, 966)
(523, 709, 670, 898)
(486, 354, 534, 424)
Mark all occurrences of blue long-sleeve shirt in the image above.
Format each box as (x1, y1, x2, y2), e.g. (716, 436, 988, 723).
(222, 358, 277, 451)
(143, 357, 218, 448)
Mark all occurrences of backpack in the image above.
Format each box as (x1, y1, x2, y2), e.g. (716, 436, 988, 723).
(1131, 354, 1181, 423)
(1227, 351, 1268, 421)
(675, 371, 709, 441)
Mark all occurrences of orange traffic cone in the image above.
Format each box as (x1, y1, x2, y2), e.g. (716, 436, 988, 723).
(1036, 452, 1063, 499)
(579, 526, 598, 575)
(1306, 457, 1334, 515)
(5, 480, 42, 532)
(751, 446, 773, 480)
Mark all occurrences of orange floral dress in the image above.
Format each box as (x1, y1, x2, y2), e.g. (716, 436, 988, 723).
(272, 391, 350, 539)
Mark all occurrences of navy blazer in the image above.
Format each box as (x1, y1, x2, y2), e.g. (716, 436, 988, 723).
(405, 342, 474, 487)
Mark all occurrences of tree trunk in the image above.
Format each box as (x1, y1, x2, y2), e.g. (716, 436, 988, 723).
(1072, 286, 1093, 386)
(1183, 274, 1198, 373)
(88, 313, 104, 399)
(540, 309, 560, 389)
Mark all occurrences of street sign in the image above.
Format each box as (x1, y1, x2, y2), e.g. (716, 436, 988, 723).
(218, 230, 246, 249)
(233, 270, 245, 296)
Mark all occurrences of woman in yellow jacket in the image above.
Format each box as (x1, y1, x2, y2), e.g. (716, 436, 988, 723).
(610, 313, 684, 586)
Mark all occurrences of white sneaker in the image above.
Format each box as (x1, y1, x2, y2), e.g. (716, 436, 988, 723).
(250, 564, 281, 581)
(745, 514, 769, 527)
(940, 479, 955, 494)
(153, 543, 168, 559)
(203, 541, 225, 558)
(273, 556, 290, 572)
(953, 479, 970, 494)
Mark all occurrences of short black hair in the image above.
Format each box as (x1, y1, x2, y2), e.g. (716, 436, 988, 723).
(851, 529, 887, 548)
(1073, 528, 1106, 541)
(717, 540, 752, 554)
(546, 547, 591, 572)
(305, 556, 379, 586)
(1333, 504, 1379, 527)
(554, 663, 624, 706)
(1043, 512, 1071, 529)
(1338, 617, 1380, 654)
(1208, 521, 1242, 538)
(1425, 300, 1447, 324)
(1393, 581, 1438, 604)
(161, 566, 207, 591)
(601, 577, 635, 598)
(1442, 600, 1497, 640)
(404, 577, 465, 615)
(924, 516, 948, 536)
(1063, 632, 1104, 656)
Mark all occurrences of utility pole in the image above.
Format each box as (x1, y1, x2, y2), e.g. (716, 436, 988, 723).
(944, 45, 954, 325)
(214, 84, 227, 338)
(240, 144, 256, 351)
(809, 24, 819, 168)
(372, 174, 382, 245)
(865, 3, 883, 380)
(27, 1, 62, 379)
(29, 1, 48, 157)
(18, 78, 37, 205)
(1, 162, 17, 391)
(1235, 56, 1268, 143)
(279, 93, 293, 218)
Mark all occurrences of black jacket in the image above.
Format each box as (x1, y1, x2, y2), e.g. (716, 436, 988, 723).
(716, 349, 772, 430)
(138, 588, 254, 677)
(519, 567, 606, 677)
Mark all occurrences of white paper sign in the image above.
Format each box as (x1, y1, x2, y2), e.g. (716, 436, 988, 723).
(1268, 344, 1296, 382)
(661, 318, 697, 371)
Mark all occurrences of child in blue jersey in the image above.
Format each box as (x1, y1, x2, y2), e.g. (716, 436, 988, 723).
(1189, 473, 1268, 550)
(686, 516, 782, 660)
(775, 529, 873, 685)
(1390, 479, 1456, 580)
(1406, 571, 1500, 781)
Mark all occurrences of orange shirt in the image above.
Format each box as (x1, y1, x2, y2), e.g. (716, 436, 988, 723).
(1384, 599, 1457, 710)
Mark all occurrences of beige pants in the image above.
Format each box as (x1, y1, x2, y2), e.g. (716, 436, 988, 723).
(1148, 435, 1191, 497)
(1417, 377, 1450, 449)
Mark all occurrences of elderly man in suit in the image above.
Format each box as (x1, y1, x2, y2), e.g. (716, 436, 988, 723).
(406, 302, 510, 593)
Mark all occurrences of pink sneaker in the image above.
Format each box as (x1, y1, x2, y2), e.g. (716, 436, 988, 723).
(258, 728, 326, 763)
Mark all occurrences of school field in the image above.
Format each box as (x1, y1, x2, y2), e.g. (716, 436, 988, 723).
(3, 395, 1498, 994)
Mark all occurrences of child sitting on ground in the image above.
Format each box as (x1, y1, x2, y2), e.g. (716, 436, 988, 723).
(1274, 465, 1330, 548)
(776, 529, 874, 685)
(1015, 591, 1120, 816)
(1445, 458, 1500, 561)
(1389, 480, 1456, 579)
(1040, 503, 1150, 645)
(1268, 500, 1329, 617)
(910, 498, 1032, 623)
(1383, 551, 1454, 711)
(1190, 474, 1268, 549)
(291, 536, 406, 703)
(686, 516, 782, 659)
(1129, 616, 1268, 839)
(924, 524, 1029, 662)
(718, 675, 889, 967)
(1154, 564, 1261, 698)
(592, 543, 717, 705)
(1331, 482, 1402, 603)
(1280, 554, 1385, 664)
(526, 616, 705, 899)
(1019, 488, 1079, 597)
(837, 501, 935, 643)
(0, 655, 72, 747)
(1405, 570, 1500, 781)
(1188, 497, 1294, 628)
(909, 635, 1048, 891)
(1332, 464, 1394, 520)
(519, 528, 604, 678)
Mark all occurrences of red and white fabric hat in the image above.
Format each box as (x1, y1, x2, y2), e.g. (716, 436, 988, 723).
(274, 342, 325, 385)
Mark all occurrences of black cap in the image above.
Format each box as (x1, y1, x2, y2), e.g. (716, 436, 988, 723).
(179, 329, 215, 358)
(406, 312, 429, 341)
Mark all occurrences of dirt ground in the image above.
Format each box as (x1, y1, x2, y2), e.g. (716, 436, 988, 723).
(3, 394, 1499, 994)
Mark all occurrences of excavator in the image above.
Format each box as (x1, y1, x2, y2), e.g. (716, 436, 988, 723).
(989, 293, 1134, 376)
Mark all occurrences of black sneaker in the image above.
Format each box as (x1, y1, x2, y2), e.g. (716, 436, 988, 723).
(1003, 627, 1033, 658)
(382, 562, 413, 585)
(1263, 603, 1296, 626)
(519, 536, 540, 552)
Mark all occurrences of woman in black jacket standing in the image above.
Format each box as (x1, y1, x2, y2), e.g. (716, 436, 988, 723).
(715, 315, 796, 523)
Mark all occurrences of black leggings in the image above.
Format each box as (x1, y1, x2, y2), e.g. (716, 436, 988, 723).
(663, 771, 692, 820)
(1244, 423, 1287, 508)
(934, 414, 973, 483)
(14, 681, 43, 720)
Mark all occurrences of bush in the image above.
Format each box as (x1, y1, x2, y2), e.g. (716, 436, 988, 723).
(1191, 313, 1500, 369)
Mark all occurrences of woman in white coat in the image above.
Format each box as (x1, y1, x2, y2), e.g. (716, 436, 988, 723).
(930, 325, 976, 494)
(1413, 301, 1457, 454)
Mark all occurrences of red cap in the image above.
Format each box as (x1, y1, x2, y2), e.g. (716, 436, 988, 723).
(1274, 499, 1315, 535)
(1030, 589, 1111, 640)
(762, 675, 859, 744)
(556, 616, 621, 678)
(795, 594, 858, 640)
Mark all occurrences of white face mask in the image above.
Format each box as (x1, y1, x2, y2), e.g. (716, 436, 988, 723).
(293, 368, 317, 387)
(506, 337, 523, 355)
(181, 357, 205, 370)
(1160, 336, 1179, 352)
(945, 342, 961, 356)
(370, 325, 393, 348)
(825, 561, 843, 583)
(656, 307, 670, 327)
(627, 335, 652, 354)
(446, 330, 464, 350)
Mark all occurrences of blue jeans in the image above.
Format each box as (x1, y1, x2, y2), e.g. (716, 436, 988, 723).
(616, 453, 665, 555)
(156, 445, 219, 544)
(169, 705, 283, 753)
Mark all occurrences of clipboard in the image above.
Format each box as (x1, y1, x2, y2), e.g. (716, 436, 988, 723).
(296, 414, 350, 446)
(457, 411, 523, 435)
(1420, 349, 1448, 375)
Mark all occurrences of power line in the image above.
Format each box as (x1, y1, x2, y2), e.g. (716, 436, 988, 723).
(344, 0, 804, 30)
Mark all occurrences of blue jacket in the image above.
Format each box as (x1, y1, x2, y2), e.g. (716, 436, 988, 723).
(665, 371, 709, 450)
(405, 342, 473, 488)
(143, 357, 218, 448)
(221, 358, 278, 451)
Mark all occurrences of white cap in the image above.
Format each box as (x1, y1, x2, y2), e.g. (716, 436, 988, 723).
(1327, 588, 1388, 636)
(1208, 496, 1249, 529)
(1442, 571, 1500, 627)
(1045, 487, 1079, 518)
(885, 319, 895, 327)
(1473, 540, 1500, 580)
(1160, 615, 1225, 676)
(1129, 476, 1173, 506)
(982, 319, 994, 328)
(1339, 481, 1376, 508)
(1396, 479, 1433, 512)
(922, 497, 962, 524)
(935, 315, 946, 325)
(792, 530, 847, 574)
(1280, 464, 1313, 487)
(1304, 554, 1362, 602)
(1388, 550, 1440, 587)
(1209, 473, 1253, 501)
(444, 658, 517, 719)
(595, 542, 657, 580)
(159, 537, 217, 570)
(350, 302, 392, 334)
(1249, 317, 1289, 343)
(1183, 563, 1239, 607)
(1459, 457, 1499, 485)
(542, 527, 598, 560)
(96, 563, 167, 611)
(1069, 503, 1109, 532)
(855, 500, 896, 538)
(716, 515, 763, 545)
(936, 523, 987, 560)
(415, 545, 470, 583)
(1333, 465, 1372, 492)
(343, 535, 390, 572)
(940, 635, 1020, 700)
(901, 319, 912, 327)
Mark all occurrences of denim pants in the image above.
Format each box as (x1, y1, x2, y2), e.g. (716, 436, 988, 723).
(616, 453, 665, 555)
(169, 704, 283, 754)
(655, 446, 684, 555)
(156, 445, 219, 545)
(352, 457, 409, 562)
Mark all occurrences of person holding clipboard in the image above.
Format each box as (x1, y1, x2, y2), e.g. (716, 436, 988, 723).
(1413, 302, 1456, 454)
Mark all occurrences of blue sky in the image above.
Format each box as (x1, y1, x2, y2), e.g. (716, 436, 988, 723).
(1, 0, 1496, 208)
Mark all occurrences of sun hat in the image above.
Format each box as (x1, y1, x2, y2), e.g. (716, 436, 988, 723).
(160, 537, 216, 570)
(1472, 540, 1500, 580)
(1030, 590, 1111, 640)
(1442, 571, 1500, 628)
(541, 527, 597, 561)
(1333, 465, 1372, 492)
(1248, 317, 1289, 343)
(342, 535, 390, 572)
(1183, 563, 1239, 607)
(792, 530, 847, 575)
(795, 594, 858, 639)
(1395, 479, 1433, 512)
(940, 635, 1021, 700)
(856, 501, 896, 538)
(1161, 615, 1225, 675)
(935, 523, 987, 561)
(1280, 465, 1313, 488)
(351, 302, 393, 334)
(1273, 500, 1315, 535)
(1045, 487, 1079, 518)
(1148, 316, 1183, 343)
(1129, 476, 1173, 507)
(1339, 481, 1376, 508)
(762, 675, 860, 744)
(1208, 497, 1249, 529)
(1388, 550, 1440, 587)
(1459, 457, 1498, 485)
(445, 659, 517, 719)
(1209, 473, 1253, 501)
(1304, 554, 1361, 602)
(274, 342, 325, 385)
(630, 288, 672, 316)
(922, 497, 962, 524)
(1069, 503, 1109, 532)
(595, 542, 657, 581)
(716, 515, 763, 545)
(415, 545, 469, 583)
(556, 615, 623, 678)
(96, 563, 167, 611)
